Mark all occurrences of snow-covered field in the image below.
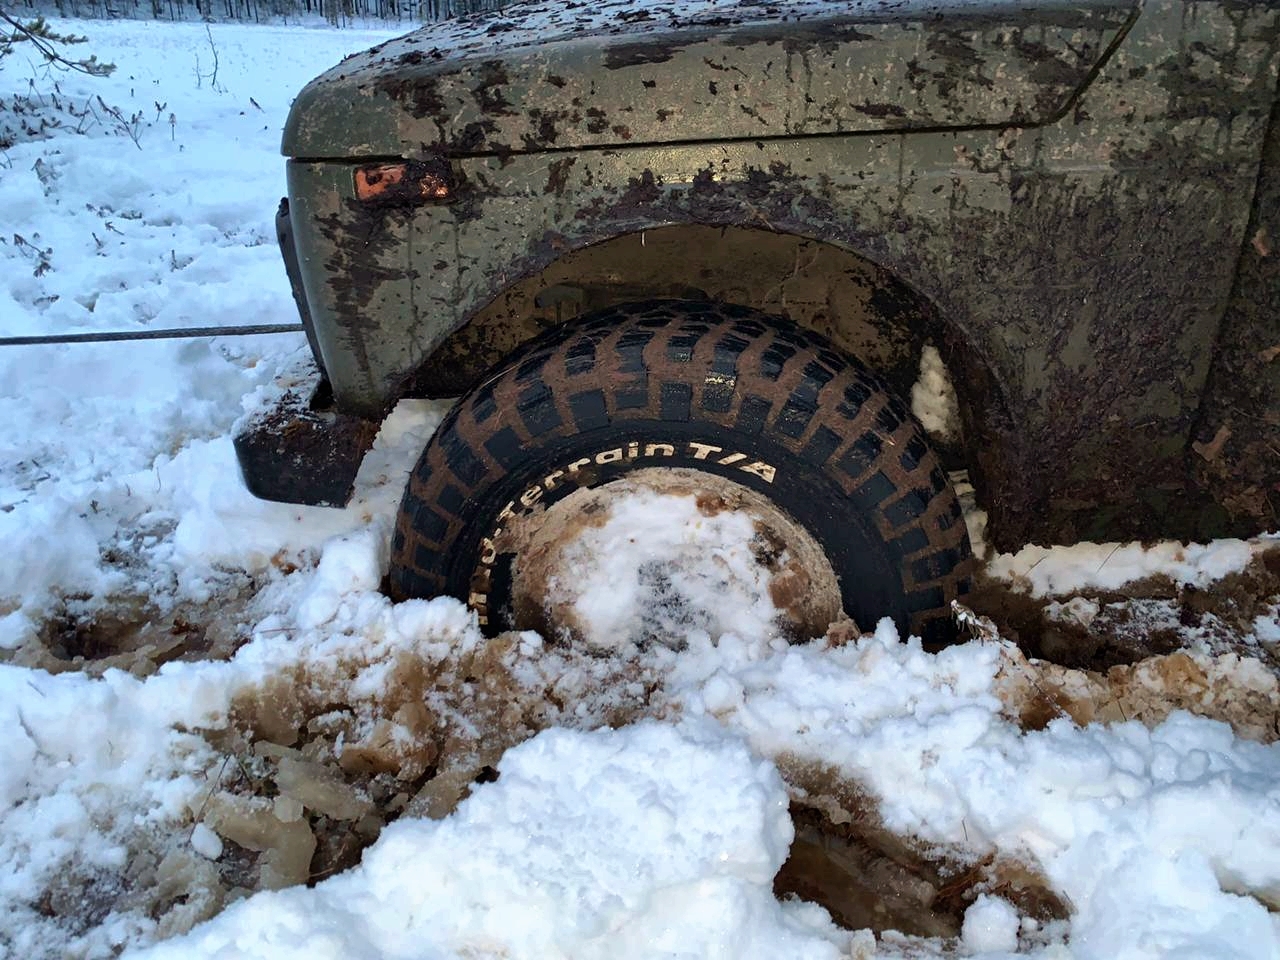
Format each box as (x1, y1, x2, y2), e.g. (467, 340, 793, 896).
(2, 16, 1279, 960)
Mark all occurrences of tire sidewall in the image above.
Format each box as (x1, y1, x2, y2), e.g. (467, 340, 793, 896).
(447, 418, 907, 637)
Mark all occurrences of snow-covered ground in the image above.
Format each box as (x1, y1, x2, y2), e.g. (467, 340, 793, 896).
(2, 16, 1279, 960)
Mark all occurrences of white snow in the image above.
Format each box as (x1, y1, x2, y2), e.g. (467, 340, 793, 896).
(190, 824, 224, 861)
(327, 0, 1001, 66)
(1256, 609, 1280, 645)
(962, 896, 1021, 954)
(1, 13, 1279, 960)
(547, 487, 786, 650)
(987, 537, 1276, 598)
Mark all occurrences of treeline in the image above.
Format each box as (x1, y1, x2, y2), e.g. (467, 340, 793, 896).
(7, 0, 510, 25)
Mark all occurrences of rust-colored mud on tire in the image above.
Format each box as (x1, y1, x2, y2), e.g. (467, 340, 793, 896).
(388, 300, 973, 646)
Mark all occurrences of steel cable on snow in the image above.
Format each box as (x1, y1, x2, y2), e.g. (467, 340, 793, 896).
(0, 324, 306, 346)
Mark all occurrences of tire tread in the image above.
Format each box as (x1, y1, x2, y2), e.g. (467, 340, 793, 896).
(390, 300, 973, 644)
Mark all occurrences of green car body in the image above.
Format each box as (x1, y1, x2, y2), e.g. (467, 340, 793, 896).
(239, 0, 1280, 551)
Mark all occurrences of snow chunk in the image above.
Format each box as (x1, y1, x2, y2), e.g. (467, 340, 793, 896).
(911, 344, 960, 443)
(1045, 596, 1100, 628)
(294, 524, 391, 629)
(189, 824, 223, 862)
(1253, 607, 1280, 645)
(961, 894, 1020, 953)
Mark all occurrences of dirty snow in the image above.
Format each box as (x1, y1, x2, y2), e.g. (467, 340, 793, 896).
(676, 625, 1280, 959)
(324, 0, 1010, 71)
(1, 14, 1279, 960)
(910, 343, 961, 444)
(130, 721, 850, 960)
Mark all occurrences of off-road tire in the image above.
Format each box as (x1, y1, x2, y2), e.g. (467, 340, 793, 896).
(389, 300, 973, 646)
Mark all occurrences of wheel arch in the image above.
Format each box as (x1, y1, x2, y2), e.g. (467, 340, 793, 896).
(403, 224, 1016, 530)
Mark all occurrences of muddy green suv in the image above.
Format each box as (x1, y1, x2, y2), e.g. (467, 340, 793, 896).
(236, 0, 1280, 646)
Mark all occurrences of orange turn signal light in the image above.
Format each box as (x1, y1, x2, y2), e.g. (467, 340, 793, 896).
(354, 158, 453, 205)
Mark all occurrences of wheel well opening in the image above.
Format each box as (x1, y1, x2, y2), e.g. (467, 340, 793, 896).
(406, 224, 1012, 523)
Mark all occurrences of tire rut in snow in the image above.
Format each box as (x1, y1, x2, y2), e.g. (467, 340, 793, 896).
(772, 756, 1069, 940)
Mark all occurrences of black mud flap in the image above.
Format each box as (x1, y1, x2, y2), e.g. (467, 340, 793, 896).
(234, 360, 378, 508)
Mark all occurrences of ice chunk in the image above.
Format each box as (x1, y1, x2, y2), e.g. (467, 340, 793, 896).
(203, 792, 316, 890)
(275, 756, 374, 822)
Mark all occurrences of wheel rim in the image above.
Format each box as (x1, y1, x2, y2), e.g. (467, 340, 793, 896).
(495, 467, 843, 651)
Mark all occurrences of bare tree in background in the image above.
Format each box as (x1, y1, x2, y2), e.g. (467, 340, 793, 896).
(4, 0, 511, 26)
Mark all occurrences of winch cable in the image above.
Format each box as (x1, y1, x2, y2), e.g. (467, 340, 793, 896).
(0, 324, 305, 346)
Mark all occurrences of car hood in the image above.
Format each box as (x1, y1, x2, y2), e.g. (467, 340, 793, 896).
(282, 0, 1136, 160)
